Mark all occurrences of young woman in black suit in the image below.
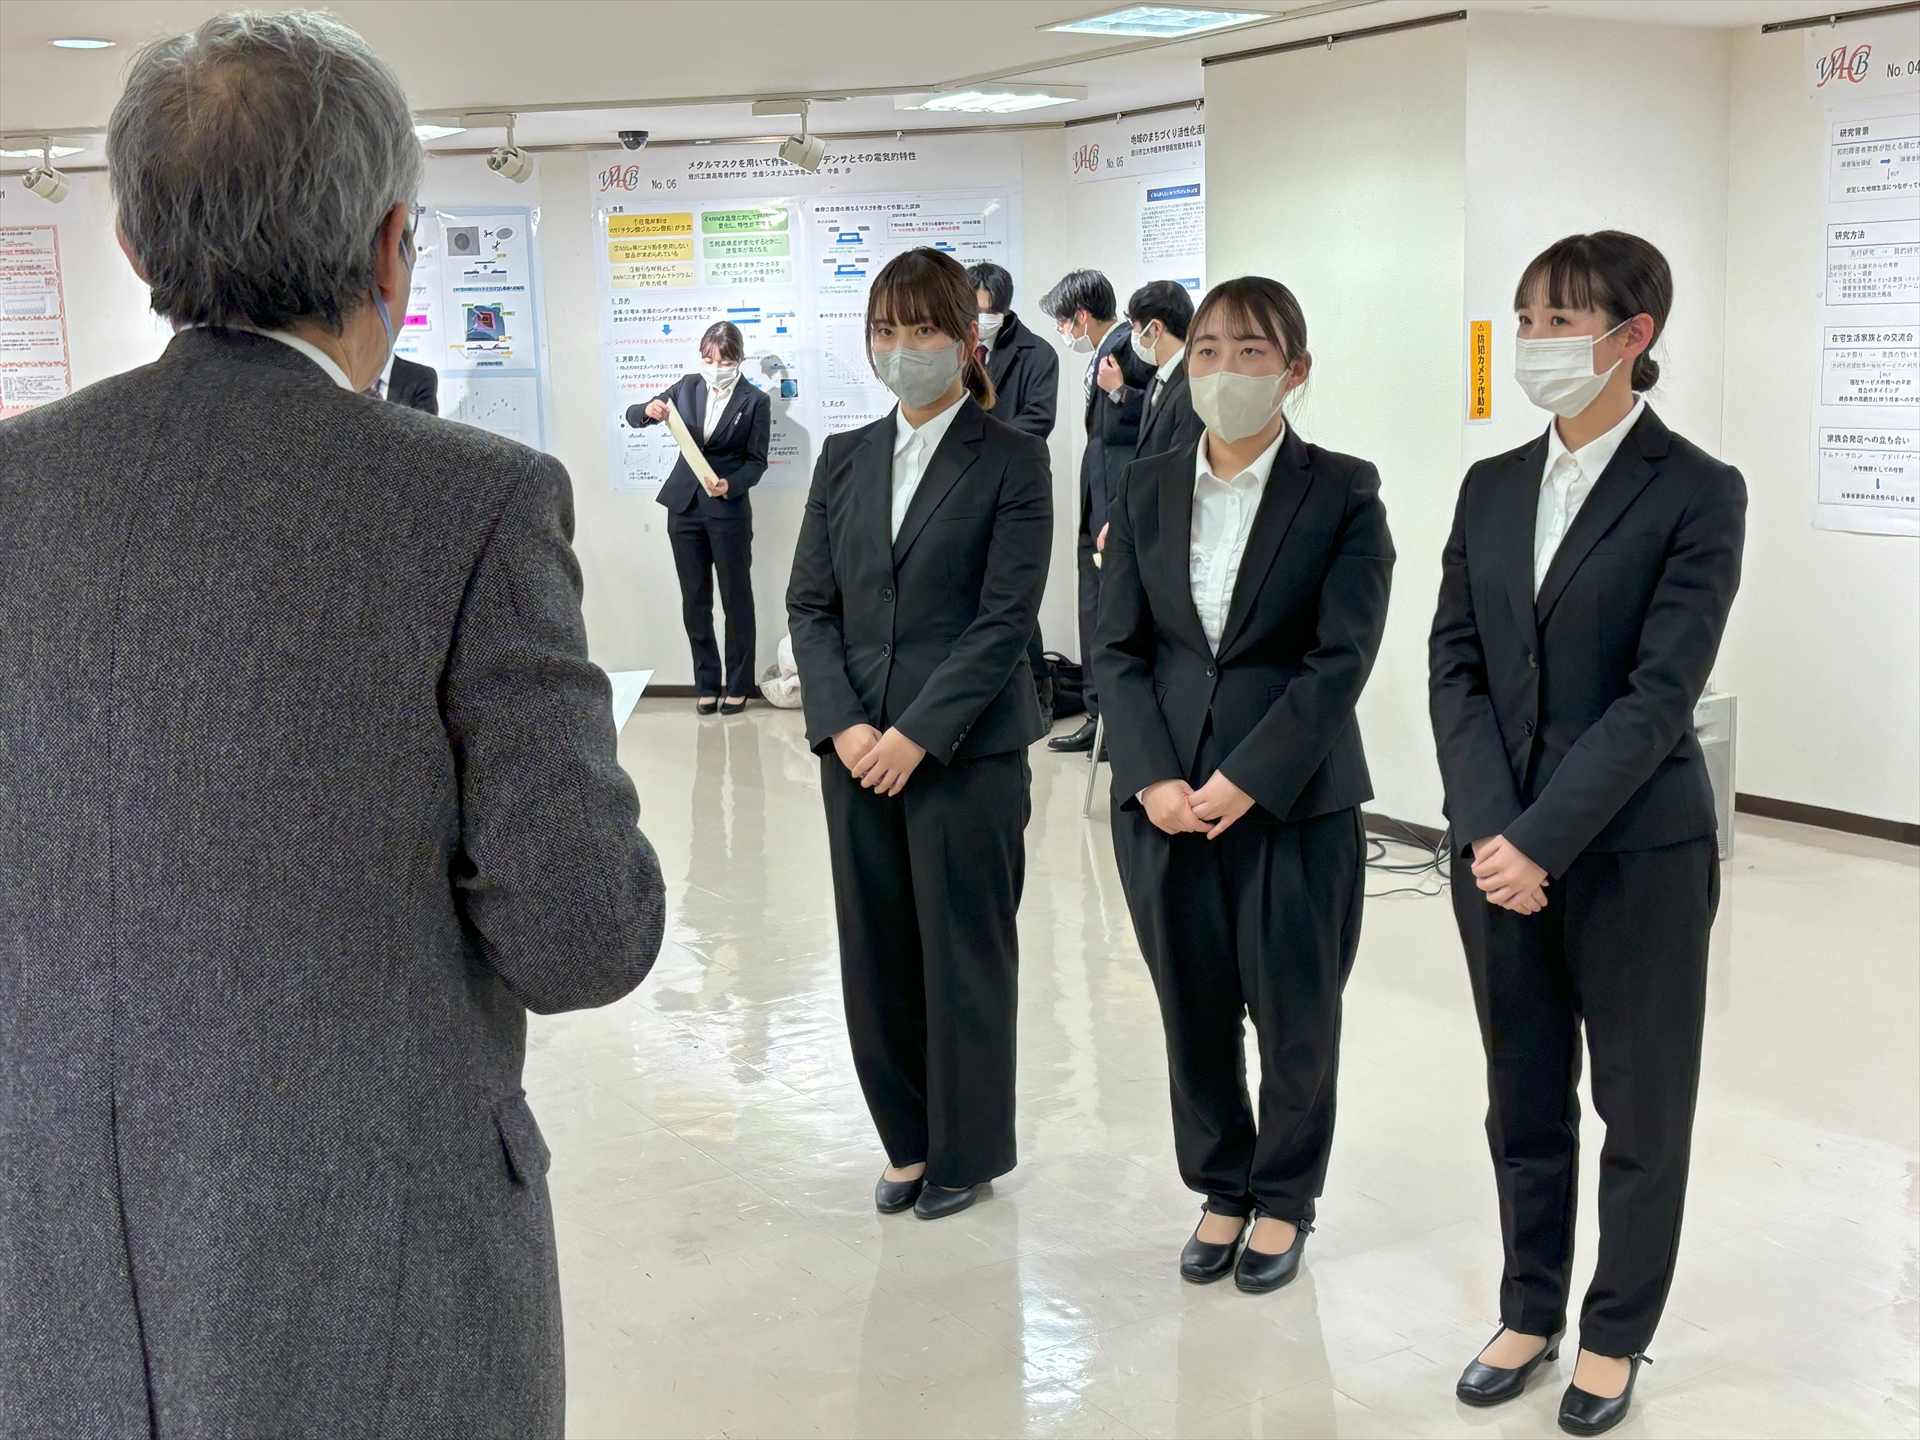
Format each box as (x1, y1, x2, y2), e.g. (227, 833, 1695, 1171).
(786, 248, 1052, 1221)
(633, 320, 771, 714)
(1093, 277, 1394, 1291)
(1430, 232, 1745, 1436)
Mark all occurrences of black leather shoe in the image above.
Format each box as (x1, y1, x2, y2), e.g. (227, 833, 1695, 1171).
(1179, 1210, 1246, 1284)
(1047, 719, 1098, 753)
(874, 1170, 925, 1213)
(696, 696, 720, 715)
(913, 1183, 981, 1220)
(1558, 1354, 1649, 1436)
(720, 696, 748, 715)
(1455, 1326, 1564, 1407)
(1234, 1216, 1308, 1293)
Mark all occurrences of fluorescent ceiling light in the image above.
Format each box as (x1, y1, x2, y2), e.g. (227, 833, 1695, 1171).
(898, 84, 1087, 114)
(50, 37, 116, 49)
(0, 145, 83, 159)
(1047, 6, 1265, 37)
(413, 124, 467, 141)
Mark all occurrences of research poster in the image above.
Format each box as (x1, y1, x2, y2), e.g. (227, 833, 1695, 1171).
(1065, 112, 1207, 298)
(590, 134, 1021, 497)
(1806, 17, 1920, 535)
(393, 204, 552, 450)
(0, 225, 70, 417)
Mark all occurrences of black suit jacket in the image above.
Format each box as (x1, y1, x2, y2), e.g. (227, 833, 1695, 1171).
(983, 311, 1058, 440)
(787, 398, 1053, 765)
(1080, 323, 1154, 537)
(634, 373, 771, 517)
(1094, 427, 1395, 821)
(1429, 406, 1746, 877)
(385, 354, 438, 414)
(1131, 356, 1204, 464)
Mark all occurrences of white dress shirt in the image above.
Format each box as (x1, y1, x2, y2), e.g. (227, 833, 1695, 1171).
(1191, 423, 1286, 652)
(890, 397, 965, 541)
(367, 349, 398, 399)
(1534, 397, 1644, 597)
(1145, 345, 1185, 413)
(703, 378, 737, 440)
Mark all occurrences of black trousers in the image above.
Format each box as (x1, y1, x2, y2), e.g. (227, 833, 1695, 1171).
(1114, 797, 1365, 1223)
(1076, 536, 1101, 716)
(667, 506, 755, 696)
(820, 748, 1031, 1187)
(1453, 836, 1718, 1356)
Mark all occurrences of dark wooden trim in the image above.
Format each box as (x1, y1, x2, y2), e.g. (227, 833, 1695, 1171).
(1760, 2, 1920, 35)
(1203, 10, 1467, 68)
(1735, 793, 1919, 847)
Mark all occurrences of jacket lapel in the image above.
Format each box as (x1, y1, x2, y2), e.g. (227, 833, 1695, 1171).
(1143, 362, 1187, 453)
(678, 377, 707, 433)
(892, 400, 984, 564)
(1215, 428, 1314, 659)
(1153, 448, 1212, 655)
(711, 380, 750, 437)
(1503, 434, 1547, 654)
(1533, 408, 1668, 626)
(853, 420, 896, 579)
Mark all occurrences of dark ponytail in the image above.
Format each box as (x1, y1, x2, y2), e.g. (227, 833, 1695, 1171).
(866, 247, 997, 411)
(1515, 230, 1671, 392)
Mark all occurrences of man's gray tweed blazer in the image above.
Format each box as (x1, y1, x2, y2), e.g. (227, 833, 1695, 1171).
(0, 328, 667, 1438)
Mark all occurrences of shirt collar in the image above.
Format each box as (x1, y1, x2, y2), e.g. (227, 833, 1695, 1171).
(379, 350, 397, 391)
(255, 329, 357, 391)
(893, 394, 966, 456)
(1196, 421, 1288, 487)
(1544, 395, 1645, 482)
(1155, 346, 1185, 384)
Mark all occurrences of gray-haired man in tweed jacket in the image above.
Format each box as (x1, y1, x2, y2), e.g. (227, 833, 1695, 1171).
(0, 12, 666, 1437)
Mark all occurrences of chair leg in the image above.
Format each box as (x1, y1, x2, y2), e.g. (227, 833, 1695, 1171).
(1080, 712, 1106, 819)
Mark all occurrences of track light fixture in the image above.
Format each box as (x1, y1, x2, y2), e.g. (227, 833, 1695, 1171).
(778, 101, 826, 173)
(23, 138, 70, 202)
(487, 114, 533, 183)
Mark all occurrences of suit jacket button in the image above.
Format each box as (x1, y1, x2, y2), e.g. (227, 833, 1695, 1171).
(1527, 651, 1538, 668)
(881, 643, 891, 657)
(1206, 666, 1216, 677)
(881, 588, 893, 602)
(1523, 719, 1535, 735)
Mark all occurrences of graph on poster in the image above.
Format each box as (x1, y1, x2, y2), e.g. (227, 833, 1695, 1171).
(591, 136, 1021, 496)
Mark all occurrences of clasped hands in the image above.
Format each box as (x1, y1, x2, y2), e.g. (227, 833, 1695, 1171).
(832, 723, 926, 797)
(1470, 835, 1549, 913)
(1140, 774, 1254, 839)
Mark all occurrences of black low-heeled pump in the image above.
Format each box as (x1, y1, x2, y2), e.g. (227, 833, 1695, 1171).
(1178, 1209, 1246, 1284)
(913, 1182, 981, 1220)
(1455, 1325, 1565, 1407)
(720, 696, 748, 715)
(1557, 1354, 1650, 1436)
(1233, 1214, 1308, 1293)
(874, 1169, 925, 1213)
(696, 696, 720, 716)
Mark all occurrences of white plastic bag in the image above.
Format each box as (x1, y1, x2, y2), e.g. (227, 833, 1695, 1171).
(758, 633, 804, 709)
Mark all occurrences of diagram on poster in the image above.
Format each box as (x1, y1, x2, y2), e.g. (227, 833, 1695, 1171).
(394, 206, 551, 450)
(0, 226, 71, 417)
(1806, 16, 1919, 536)
(591, 136, 1021, 497)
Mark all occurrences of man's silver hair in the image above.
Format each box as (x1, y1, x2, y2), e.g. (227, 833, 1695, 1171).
(106, 11, 424, 332)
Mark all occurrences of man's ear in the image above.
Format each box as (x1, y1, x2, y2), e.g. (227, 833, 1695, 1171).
(115, 221, 150, 284)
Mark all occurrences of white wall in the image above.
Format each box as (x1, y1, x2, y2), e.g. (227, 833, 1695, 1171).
(1715, 28, 1920, 824)
(1206, 22, 1469, 828)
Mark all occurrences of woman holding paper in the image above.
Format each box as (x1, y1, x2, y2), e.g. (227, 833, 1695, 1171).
(633, 321, 771, 715)
(786, 248, 1051, 1222)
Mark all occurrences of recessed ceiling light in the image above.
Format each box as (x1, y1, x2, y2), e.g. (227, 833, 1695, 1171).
(50, 37, 116, 49)
(413, 124, 467, 141)
(1046, 6, 1265, 38)
(0, 144, 84, 159)
(898, 84, 1088, 115)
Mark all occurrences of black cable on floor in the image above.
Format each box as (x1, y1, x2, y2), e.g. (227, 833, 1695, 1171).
(1364, 817, 1452, 899)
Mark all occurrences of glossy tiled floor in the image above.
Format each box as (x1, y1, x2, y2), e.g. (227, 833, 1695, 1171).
(532, 701, 1919, 1439)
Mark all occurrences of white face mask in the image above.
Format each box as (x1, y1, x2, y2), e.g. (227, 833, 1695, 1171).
(700, 361, 740, 389)
(1191, 369, 1289, 445)
(976, 311, 1004, 344)
(1513, 320, 1628, 418)
(1061, 318, 1094, 354)
(1131, 323, 1160, 366)
(873, 341, 962, 409)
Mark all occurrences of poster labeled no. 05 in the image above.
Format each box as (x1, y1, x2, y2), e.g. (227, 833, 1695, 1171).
(590, 134, 1021, 497)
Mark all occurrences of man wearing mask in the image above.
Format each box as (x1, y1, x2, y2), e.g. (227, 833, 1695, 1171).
(1038, 269, 1153, 755)
(1, 13, 666, 1437)
(1118, 279, 1203, 465)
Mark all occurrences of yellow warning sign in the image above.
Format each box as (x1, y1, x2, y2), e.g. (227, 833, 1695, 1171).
(1468, 318, 1493, 422)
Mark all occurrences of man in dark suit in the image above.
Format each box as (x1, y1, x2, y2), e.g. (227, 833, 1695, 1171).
(1122, 279, 1204, 465)
(371, 351, 439, 413)
(1038, 269, 1154, 753)
(0, 15, 666, 1437)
